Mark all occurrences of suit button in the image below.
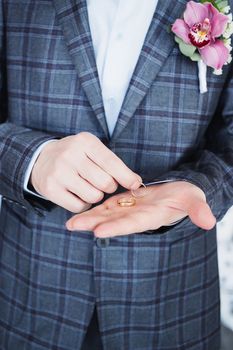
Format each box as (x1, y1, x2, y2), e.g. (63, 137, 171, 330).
(96, 238, 110, 248)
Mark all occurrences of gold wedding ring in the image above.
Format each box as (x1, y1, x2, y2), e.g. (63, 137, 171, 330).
(117, 197, 136, 207)
(117, 182, 146, 208)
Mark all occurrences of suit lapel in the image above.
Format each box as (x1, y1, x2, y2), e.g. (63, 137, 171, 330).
(111, 0, 188, 141)
(53, 0, 109, 138)
(53, 0, 188, 140)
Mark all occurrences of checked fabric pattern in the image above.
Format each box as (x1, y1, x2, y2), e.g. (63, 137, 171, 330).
(0, 0, 233, 349)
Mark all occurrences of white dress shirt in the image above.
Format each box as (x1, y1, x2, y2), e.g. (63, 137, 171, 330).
(24, 0, 158, 194)
(87, 0, 157, 134)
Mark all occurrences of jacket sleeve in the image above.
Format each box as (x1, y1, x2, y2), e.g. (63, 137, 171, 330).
(153, 61, 233, 223)
(0, 5, 56, 214)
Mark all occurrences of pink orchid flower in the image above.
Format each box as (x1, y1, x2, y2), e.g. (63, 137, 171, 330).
(172, 1, 229, 70)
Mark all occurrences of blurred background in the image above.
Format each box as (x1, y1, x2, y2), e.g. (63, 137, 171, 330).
(0, 195, 232, 348)
(217, 206, 233, 350)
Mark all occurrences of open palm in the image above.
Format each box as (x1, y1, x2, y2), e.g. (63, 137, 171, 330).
(66, 181, 216, 237)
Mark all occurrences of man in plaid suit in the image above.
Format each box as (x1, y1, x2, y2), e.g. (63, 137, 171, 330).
(0, 0, 233, 349)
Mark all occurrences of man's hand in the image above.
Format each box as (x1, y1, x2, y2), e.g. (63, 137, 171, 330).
(66, 181, 216, 237)
(30, 132, 142, 212)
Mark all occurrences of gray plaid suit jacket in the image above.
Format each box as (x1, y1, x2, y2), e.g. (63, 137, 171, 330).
(0, 0, 233, 349)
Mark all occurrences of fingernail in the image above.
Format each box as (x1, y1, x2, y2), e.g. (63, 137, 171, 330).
(131, 180, 141, 190)
(66, 221, 73, 231)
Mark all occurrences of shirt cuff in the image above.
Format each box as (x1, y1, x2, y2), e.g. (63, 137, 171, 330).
(23, 140, 57, 200)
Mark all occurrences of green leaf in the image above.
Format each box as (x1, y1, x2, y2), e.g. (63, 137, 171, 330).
(174, 35, 183, 44)
(190, 52, 201, 61)
(167, 25, 172, 33)
(217, 1, 228, 10)
(200, 0, 220, 10)
(179, 41, 197, 57)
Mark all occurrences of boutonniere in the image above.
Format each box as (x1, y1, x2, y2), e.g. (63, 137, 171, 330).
(172, 0, 233, 93)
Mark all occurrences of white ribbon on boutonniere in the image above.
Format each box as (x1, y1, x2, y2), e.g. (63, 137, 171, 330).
(171, 0, 233, 94)
(198, 59, 208, 93)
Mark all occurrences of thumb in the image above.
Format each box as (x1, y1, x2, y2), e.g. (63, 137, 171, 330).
(187, 199, 216, 230)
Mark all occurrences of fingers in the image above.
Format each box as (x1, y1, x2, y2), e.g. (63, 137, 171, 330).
(48, 186, 91, 213)
(66, 203, 162, 237)
(86, 139, 142, 190)
(66, 211, 114, 232)
(167, 181, 217, 230)
(66, 188, 188, 236)
(31, 133, 142, 213)
(64, 172, 104, 204)
(187, 200, 216, 230)
(93, 211, 154, 237)
(66, 198, 216, 238)
(66, 203, 121, 231)
(78, 158, 118, 193)
(66, 181, 217, 237)
(91, 205, 169, 237)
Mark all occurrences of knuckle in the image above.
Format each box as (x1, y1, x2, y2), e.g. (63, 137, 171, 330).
(59, 148, 70, 161)
(102, 178, 118, 193)
(103, 154, 115, 165)
(127, 174, 140, 187)
(120, 176, 134, 189)
(76, 132, 96, 144)
(90, 191, 104, 203)
(72, 201, 91, 214)
(81, 203, 92, 212)
(67, 199, 86, 213)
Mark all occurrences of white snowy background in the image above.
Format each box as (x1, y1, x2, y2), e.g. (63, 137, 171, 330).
(217, 206, 233, 331)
